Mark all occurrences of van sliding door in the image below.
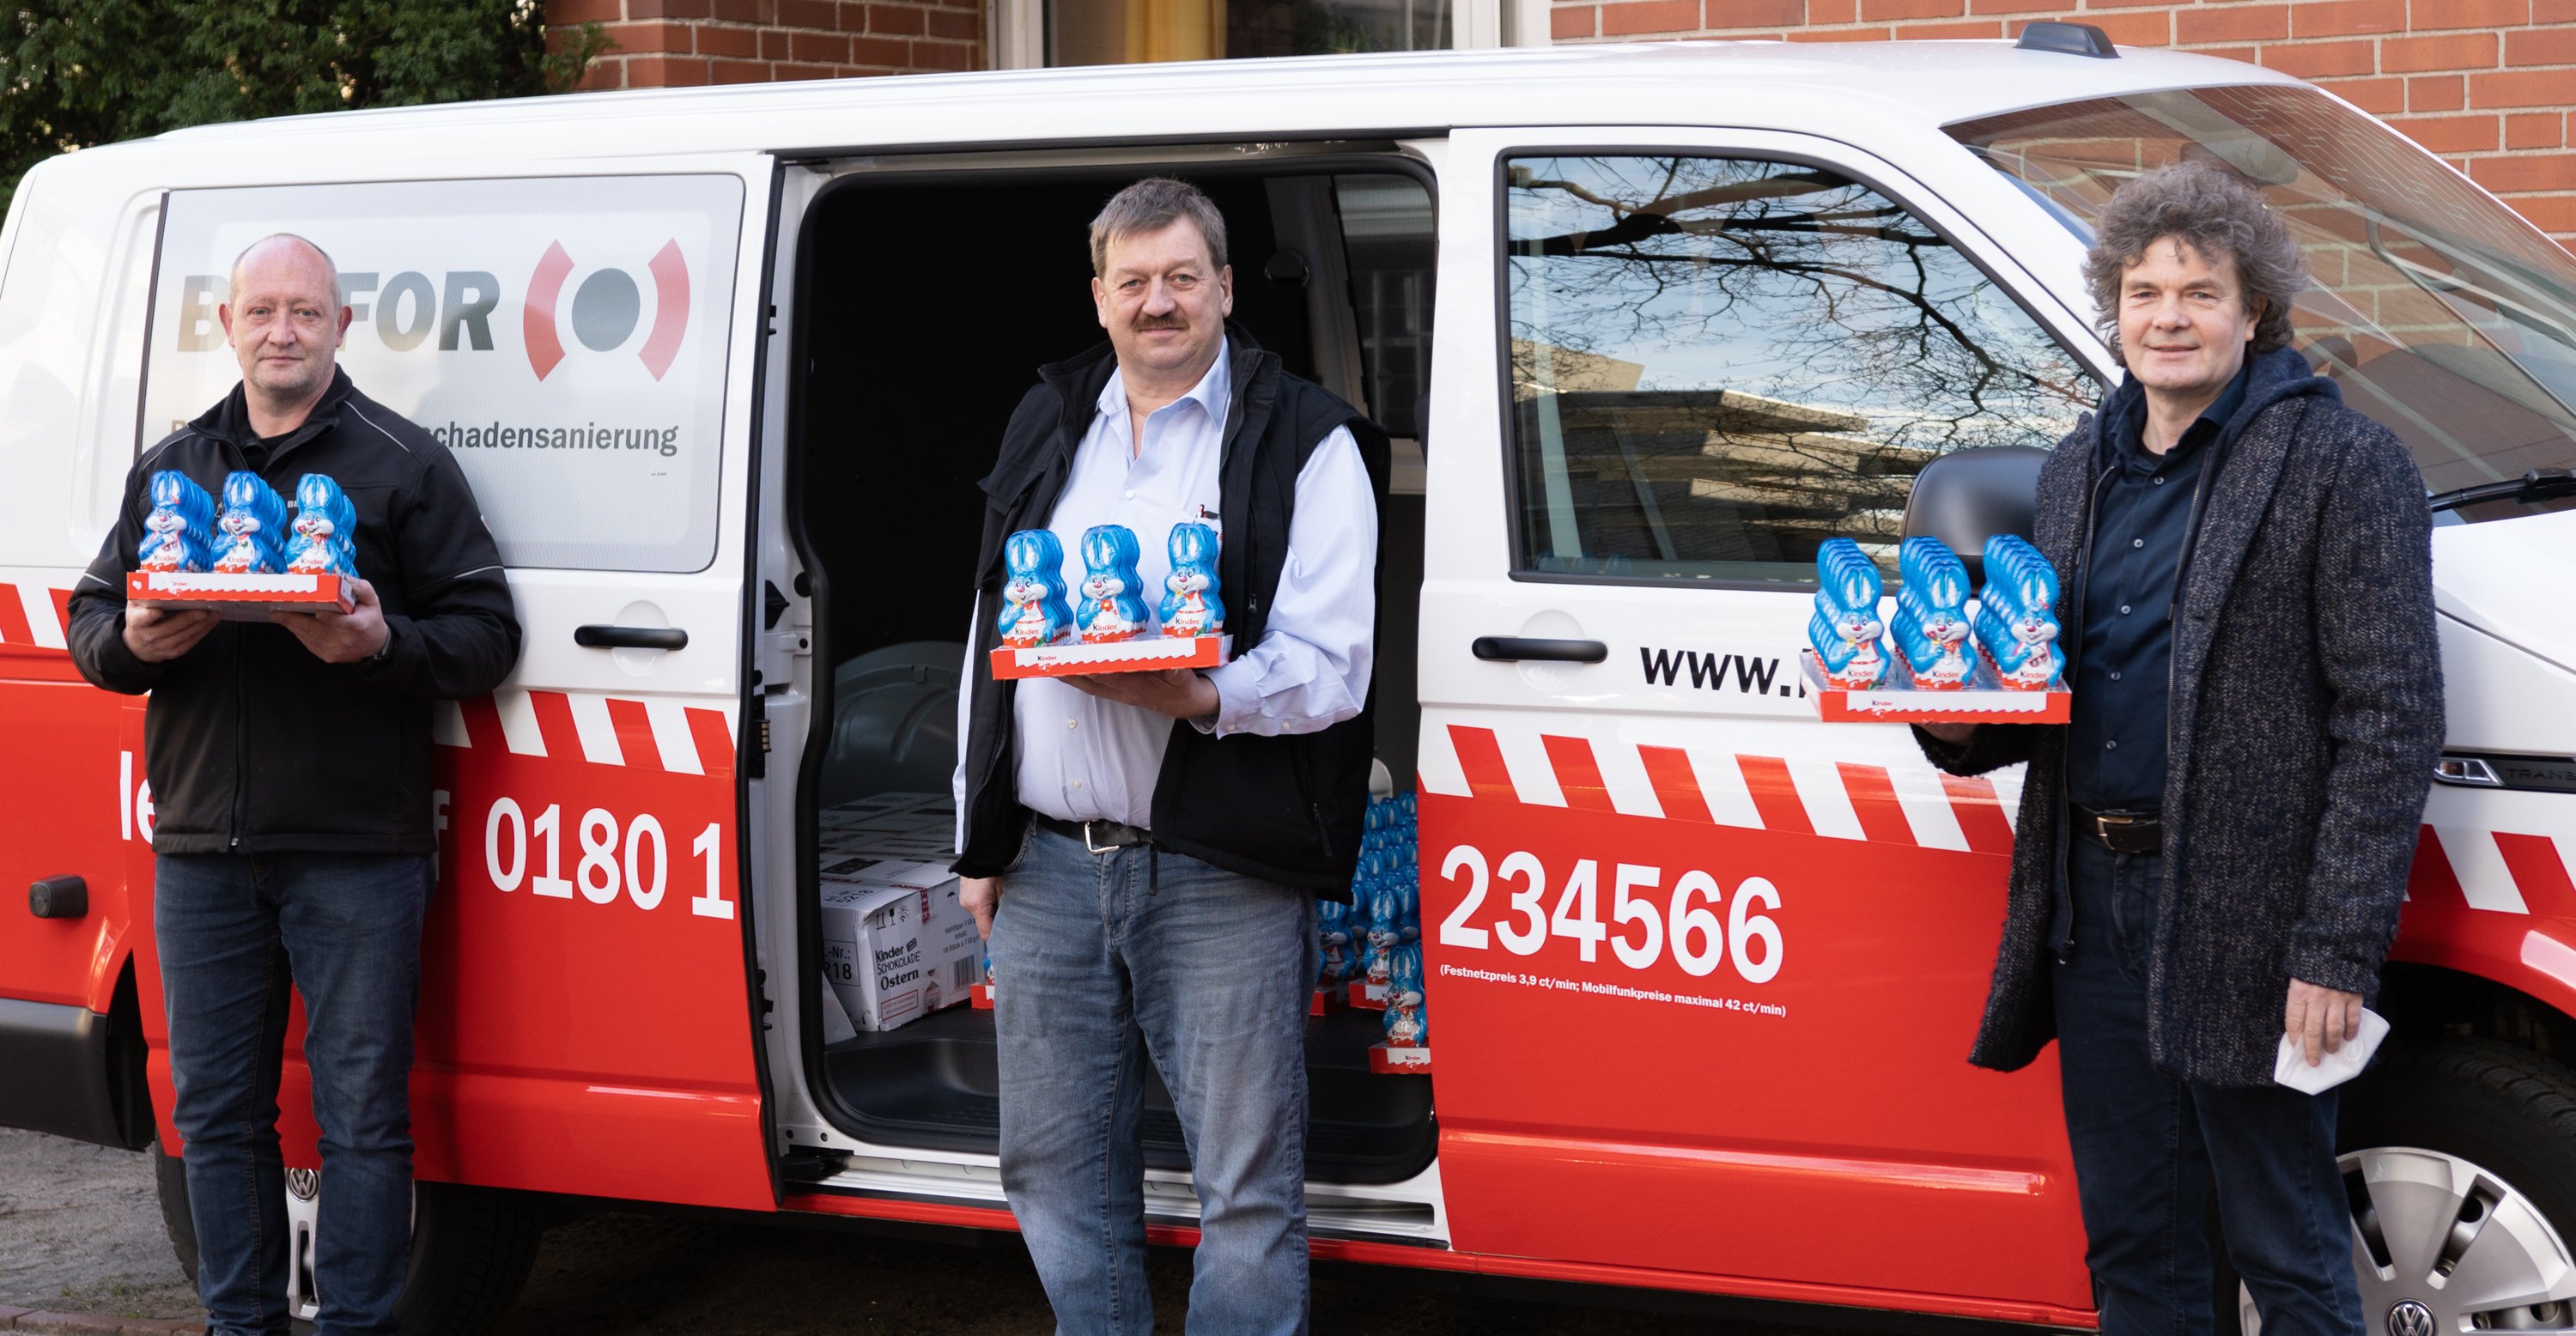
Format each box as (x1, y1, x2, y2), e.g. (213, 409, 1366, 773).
(139, 166, 775, 1211)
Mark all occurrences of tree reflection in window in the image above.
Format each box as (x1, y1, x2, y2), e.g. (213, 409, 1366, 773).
(1506, 155, 2093, 584)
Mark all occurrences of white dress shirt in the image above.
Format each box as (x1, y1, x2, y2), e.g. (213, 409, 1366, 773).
(953, 341, 1378, 838)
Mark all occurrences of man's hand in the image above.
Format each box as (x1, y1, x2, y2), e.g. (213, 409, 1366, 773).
(1066, 667, 1219, 720)
(123, 604, 220, 664)
(2286, 978, 2365, 1066)
(270, 577, 390, 665)
(1918, 721, 1980, 745)
(961, 876, 1000, 941)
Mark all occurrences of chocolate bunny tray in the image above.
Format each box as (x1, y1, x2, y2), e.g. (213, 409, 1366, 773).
(127, 570, 356, 618)
(1799, 648, 2070, 725)
(988, 633, 1230, 681)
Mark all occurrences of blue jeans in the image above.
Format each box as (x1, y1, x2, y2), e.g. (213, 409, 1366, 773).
(989, 826, 1317, 1336)
(155, 853, 433, 1336)
(2053, 836, 2362, 1336)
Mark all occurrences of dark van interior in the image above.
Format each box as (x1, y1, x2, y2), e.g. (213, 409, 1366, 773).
(788, 152, 1437, 1187)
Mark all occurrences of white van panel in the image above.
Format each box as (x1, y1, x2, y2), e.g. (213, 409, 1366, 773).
(147, 175, 745, 574)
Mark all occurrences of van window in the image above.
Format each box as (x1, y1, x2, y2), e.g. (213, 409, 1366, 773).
(144, 175, 744, 573)
(1503, 155, 2091, 585)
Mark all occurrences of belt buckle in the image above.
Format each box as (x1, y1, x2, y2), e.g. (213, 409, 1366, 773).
(1083, 821, 1115, 856)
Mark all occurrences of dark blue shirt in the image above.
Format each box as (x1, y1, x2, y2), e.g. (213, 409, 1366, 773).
(2065, 363, 2251, 812)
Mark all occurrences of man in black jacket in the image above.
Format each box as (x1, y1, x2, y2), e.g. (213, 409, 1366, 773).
(1917, 165, 2439, 1334)
(951, 179, 1383, 1335)
(68, 234, 520, 1336)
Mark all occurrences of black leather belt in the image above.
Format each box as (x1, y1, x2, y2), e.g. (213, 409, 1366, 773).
(1034, 813, 1151, 854)
(2071, 805, 2162, 855)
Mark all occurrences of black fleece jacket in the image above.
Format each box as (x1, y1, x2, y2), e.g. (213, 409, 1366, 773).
(69, 370, 522, 855)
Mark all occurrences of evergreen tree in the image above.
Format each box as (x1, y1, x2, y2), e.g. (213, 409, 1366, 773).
(0, 1, 605, 215)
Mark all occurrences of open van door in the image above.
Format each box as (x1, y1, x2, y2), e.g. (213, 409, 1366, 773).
(135, 162, 775, 1212)
(1413, 128, 2104, 1320)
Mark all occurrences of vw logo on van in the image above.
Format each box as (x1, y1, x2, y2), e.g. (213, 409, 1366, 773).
(523, 239, 690, 383)
(2386, 1300, 2435, 1336)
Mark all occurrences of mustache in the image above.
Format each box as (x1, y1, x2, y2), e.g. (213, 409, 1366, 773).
(1131, 318, 1189, 331)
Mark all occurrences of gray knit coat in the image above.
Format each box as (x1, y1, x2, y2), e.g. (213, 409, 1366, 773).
(1919, 346, 2443, 1088)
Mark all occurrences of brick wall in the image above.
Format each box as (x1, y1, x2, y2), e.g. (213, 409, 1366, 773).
(1546, 1, 2576, 242)
(549, 0, 983, 88)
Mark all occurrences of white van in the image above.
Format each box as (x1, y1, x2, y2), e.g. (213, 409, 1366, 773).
(4, 27, 2573, 1332)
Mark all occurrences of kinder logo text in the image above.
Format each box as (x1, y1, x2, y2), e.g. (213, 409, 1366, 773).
(168, 239, 690, 383)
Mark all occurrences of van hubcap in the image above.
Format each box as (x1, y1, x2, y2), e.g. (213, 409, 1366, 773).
(2241, 1147, 2576, 1333)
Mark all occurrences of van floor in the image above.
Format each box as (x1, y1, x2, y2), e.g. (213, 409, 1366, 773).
(823, 1005, 1437, 1183)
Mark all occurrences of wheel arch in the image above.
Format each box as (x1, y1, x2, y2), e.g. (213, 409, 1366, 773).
(2380, 959, 2576, 1070)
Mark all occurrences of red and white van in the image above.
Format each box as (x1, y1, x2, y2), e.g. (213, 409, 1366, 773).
(5, 28, 2574, 1333)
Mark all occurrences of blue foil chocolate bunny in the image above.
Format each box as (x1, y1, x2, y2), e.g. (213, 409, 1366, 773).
(285, 474, 360, 579)
(1806, 537, 1889, 689)
(1892, 536, 1973, 689)
(1157, 522, 1224, 639)
(1317, 898, 1354, 987)
(211, 472, 290, 574)
(1382, 944, 1427, 1048)
(1074, 525, 1150, 644)
(139, 471, 220, 573)
(1360, 878, 1401, 993)
(1974, 534, 2063, 689)
(996, 529, 1074, 649)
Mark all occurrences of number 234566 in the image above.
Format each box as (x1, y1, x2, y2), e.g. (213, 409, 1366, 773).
(1436, 846, 1782, 984)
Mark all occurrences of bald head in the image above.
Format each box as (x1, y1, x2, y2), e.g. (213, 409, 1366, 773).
(228, 234, 340, 307)
(220, 233, 351, 430)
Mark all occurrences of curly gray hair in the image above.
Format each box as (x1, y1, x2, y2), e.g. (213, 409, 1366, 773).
(1089, 177, 1229, 278)
(2082, 161, 2307, 367)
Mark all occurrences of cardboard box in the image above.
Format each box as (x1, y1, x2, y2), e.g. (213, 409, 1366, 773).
(817, 858, 982, 1032)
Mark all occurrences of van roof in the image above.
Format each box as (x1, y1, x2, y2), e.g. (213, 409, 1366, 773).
(125, 40, 2299, 166)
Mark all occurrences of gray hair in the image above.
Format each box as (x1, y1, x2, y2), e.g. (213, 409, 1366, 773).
(1089, 178, 1229, 277)
(229, 234, 343, 306)
(2082, 161, 2306, 366)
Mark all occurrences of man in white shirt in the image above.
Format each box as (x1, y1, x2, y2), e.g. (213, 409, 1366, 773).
(951, 178, 1382, 1335)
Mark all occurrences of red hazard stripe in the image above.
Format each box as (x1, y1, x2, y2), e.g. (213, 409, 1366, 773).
(1540, 735, 1616, 813)
(2409, 826, 2466, 906)
(685, 707, 735, 780)
(605, 697, 662, 772)
(527, 690, 582, 761)
(0, 584, 32, 646)
(49, 589, 72, 641)
(1837, 762, 1913, 847)
(1447, 726, 1517, 804)
(2496, 833, 2575, 914)
(1637, 745, 1712, 825)
(1735, 755, 1808, 835)
(1941, 774, 2016, 856)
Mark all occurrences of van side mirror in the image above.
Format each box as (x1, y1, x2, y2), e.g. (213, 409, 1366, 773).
(1903, 446, 2049, 586)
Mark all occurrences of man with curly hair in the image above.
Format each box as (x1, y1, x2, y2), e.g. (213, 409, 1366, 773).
(1915, 161, 2441, 1333)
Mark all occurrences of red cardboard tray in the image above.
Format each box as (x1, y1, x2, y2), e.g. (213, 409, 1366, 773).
(989, 634, 1228, 681)
(1800, 649, 2070, 725)
(129, 570, 355, 617)
(1369, 1041, 1431, 1074)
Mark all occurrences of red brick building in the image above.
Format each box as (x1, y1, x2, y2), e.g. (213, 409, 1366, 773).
(546, 0, 2574, 242)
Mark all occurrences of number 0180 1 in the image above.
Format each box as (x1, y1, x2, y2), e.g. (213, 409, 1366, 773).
(1437, 845, 1781, 984)
(483, 798, 733, 920)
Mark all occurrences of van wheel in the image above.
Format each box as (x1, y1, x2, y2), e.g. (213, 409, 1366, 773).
(2224, 1037, 2576, 1334)
(154, 1143, 544, 1335)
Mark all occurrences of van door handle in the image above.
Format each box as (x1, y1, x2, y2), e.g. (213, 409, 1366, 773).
(1472, 636, 1607, 664)
(574, 625, 688, 651)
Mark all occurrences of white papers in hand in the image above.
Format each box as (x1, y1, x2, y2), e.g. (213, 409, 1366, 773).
(2272, 1007, 2389, 1095)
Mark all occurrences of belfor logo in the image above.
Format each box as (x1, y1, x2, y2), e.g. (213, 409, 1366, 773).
(167, 239, 690, 383)
(525, 240, 690, 382)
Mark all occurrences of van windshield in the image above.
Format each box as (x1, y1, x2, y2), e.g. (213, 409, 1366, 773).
(1947, 85, 2576, 524)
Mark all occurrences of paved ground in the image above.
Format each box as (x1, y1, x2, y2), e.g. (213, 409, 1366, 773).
(1, 1127, 1870, 1334)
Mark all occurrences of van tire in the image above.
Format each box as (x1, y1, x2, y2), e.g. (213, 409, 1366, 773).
(153, 1143, 545, 1335)
(2219, 1036, 2576, 1333)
